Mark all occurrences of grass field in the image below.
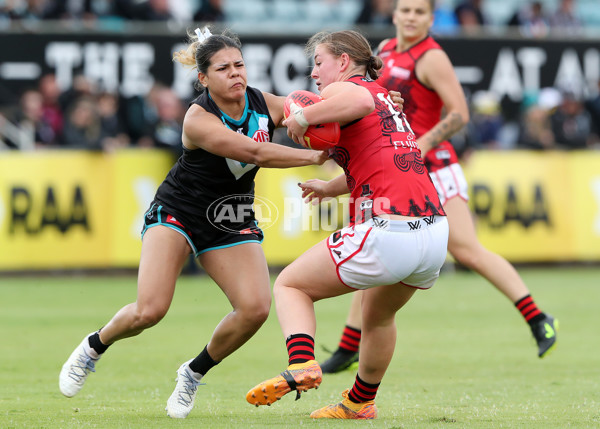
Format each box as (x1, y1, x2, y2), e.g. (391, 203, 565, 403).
(1, 266, 599, 428)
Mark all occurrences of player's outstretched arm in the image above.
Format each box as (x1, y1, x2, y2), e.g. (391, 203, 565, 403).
(299, 174, 349, 204)
(183, 104, 328, 168)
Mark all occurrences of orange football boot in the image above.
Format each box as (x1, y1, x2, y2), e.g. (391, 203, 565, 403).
(246, 360, 322, 406)
(310, 389, 377, 419)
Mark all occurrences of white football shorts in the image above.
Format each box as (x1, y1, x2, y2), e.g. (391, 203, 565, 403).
(428, 163, 469, 206)
(327, 215, 449, 290)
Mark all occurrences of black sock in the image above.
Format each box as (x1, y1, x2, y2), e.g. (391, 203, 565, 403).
(189, 345, 220, 376)
(88, 331, 110, 355)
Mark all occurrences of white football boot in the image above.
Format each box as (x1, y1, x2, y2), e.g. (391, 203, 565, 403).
(166, 360, 204, 418)
(59, 333, 100, 397)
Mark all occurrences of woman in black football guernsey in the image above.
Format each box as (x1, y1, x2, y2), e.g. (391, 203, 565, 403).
(58, 27, 328, 419)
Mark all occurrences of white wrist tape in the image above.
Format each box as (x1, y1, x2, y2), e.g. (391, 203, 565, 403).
(290, 103, 309, 128)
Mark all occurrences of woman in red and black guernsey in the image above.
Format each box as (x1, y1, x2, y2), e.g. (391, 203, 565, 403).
(246, 30, 449, 419)
(319, 0, 557, 377)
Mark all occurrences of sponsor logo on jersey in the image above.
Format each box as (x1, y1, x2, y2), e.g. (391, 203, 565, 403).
(389, 66, 410, 80)
(392, 136, 419, 150)
(252, 129, 269, 142)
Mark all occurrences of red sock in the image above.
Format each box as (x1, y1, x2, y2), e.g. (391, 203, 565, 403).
(348, 374, 380, 403)
(286, 334, 315, 365)
(338, 325, 361, 353)
(515, 294, 544, 324)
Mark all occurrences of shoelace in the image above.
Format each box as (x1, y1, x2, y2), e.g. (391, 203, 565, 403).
(176, 369, 203, 406)
(68, 351, 96, 383)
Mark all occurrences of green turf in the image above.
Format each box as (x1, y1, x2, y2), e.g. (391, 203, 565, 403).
(1, 267, 599, 428)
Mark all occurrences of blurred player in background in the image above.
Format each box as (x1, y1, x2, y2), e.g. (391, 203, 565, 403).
(320, 0, 558, 375)
(246, 29, 449, 420)
(58, 26, 328, 419)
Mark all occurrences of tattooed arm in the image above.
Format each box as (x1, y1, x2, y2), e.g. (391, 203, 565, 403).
(415, 49, 469, 156)
(418, 111, 466, 156)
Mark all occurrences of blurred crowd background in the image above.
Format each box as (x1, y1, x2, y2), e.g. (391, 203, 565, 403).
(1, 0, 600, 32)
(1, 0, 600, 156)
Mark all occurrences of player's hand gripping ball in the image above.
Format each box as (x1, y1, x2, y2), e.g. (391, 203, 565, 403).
(284, 90, 341, 150)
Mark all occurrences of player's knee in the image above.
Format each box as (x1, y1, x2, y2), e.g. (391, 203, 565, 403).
(238, 299, 271, 327)
(363, 314, 394, 330)
(452, 247, 482, 270)
(273, 278, 284, 293)
(272, 279, 293, 300)
(250, 306, 270, 326)
(135, 306, 168, 329)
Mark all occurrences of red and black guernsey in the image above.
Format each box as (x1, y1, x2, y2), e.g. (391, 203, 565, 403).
(377, 36, 459, 173)
(330, 75, 445, 225)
